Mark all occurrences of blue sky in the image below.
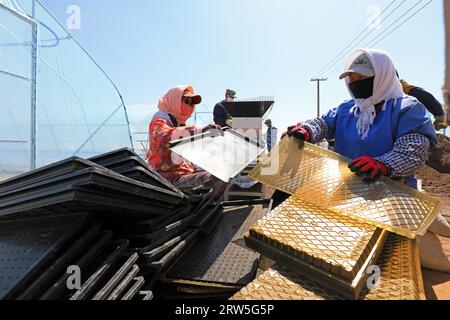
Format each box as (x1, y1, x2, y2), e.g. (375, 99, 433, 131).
(40, 0, 445, 135)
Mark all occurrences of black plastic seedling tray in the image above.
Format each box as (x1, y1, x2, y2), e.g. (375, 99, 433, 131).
(17, 223, 102, 300)
(75, 185, 180, 214)
(121, 277, 145, 301)
(0, 186, 174, 219)
(92, 253, 139, 300)
(108, 207, 192, 235)
(221, 199, 272, 207)
(40, 231, 113, 300)
(91, 156, 148, 172)
(145, 230, 201, 273)
(132, 203, 222, 254)
(0, 168, 185, 218)
(70, 240, 130, 300)
(165, 203, 272, 286)
(0, 214, 90, 300)
(191, 190, 214, 213)
(139, 229, 194, 263)
(119, 166, 184, 194)
(92, 156, 176, 191)
(138, 291, 153, 301)
(0, 157, 98, 195)
(106, 265, 140, 300)
(138, 291, 154, 300)
(201, 210, 224, 236)
(123, 213, 198, 248)
(190, 203, 222, 230)
(88, 148, 140, 165)
(89, 148, 184, 196)
(0, 166, 184, 205)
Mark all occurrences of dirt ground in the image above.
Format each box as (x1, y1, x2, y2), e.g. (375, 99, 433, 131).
(417, 134, 450, 223)
(417, 165, 450, 223)
(416, 134, 450, 300)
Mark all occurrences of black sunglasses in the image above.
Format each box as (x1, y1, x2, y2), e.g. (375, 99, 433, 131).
(182, 97, 196, 106)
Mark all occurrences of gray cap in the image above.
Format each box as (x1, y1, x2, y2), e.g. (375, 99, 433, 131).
(339, 53, 375, 80)
(226, 89, 237, 98)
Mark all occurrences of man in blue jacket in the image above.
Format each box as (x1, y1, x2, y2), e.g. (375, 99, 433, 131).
(214, 89, 236, 128)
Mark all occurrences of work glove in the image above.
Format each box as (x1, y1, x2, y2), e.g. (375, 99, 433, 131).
(281, 124, 298, 140)
(282, 126, 311, 142)
(202, 124, 223, 134)
(349, 156, 389, 181)
(434, 115, 448, 131)
(225, 119, 233, 128)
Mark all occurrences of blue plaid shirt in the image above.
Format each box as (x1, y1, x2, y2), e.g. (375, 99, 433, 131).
(300, 96, 437, 179)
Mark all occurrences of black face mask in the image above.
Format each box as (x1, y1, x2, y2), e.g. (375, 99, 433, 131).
(348, 77, 375, 99)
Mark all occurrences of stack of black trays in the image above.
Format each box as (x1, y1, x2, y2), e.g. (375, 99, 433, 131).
(0, 148, 223, 300)
(0, 213, 152, 300)
(157, 201, 273, 300)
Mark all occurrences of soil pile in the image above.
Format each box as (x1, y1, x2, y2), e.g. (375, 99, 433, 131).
(427, 134, 450, 173)
(417, 134, 450, 221)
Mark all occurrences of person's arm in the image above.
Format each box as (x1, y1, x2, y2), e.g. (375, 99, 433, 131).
(409, 87, 445, 117)
(375, 133, 431, 177)
(213, 104, 228, 127)
(151, 118, 199, 144)
(374, 100, 437, 177)
(298, 107, 339, 143)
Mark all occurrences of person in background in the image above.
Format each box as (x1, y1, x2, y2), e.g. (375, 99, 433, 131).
(397, 74, 447, 130)
(214, 89, 237, 128)
(274, 48, 437, 208)
(147, 85, 227, 198)
(264, 119, 278, 152)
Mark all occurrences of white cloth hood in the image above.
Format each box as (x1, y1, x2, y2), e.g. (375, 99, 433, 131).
(344, 48, 405, 140)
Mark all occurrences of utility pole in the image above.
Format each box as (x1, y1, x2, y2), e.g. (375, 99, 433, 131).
(311, 78, 328, 118)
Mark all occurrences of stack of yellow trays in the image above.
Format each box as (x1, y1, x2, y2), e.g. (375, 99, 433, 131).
(233, 234, 425, 300)
(237, 138, 441, 300)
(244, 196, 388, 299)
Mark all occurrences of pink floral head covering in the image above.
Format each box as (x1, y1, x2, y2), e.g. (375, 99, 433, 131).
(158, 85, 201, 124)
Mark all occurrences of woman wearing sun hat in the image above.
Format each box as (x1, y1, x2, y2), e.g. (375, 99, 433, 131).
(285, 48, 437, 187)
(147, 85, 227, 198)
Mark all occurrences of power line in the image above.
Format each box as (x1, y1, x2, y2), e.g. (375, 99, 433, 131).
(316, 0, 408, 78)
(314, 0, 404, 78)
(324, 58, 354, 79)
(324, 0, 432, 79)
(314, 0, 397, 78)
(366, 0, 434, 48)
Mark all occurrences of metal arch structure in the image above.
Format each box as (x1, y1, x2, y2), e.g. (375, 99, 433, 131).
(0, 1, 38, 170)
(33, 0, 134, 155)
(0, 0, 27, 16)
(30, 0, 37, 170)
(0, 0, 134, 175)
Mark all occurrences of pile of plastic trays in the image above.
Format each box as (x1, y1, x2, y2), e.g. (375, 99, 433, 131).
(0, 213, 152, 300)
(0, 148, 222, 300)
(159, 200, 273, 300)
(232, 138, 442, 301)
